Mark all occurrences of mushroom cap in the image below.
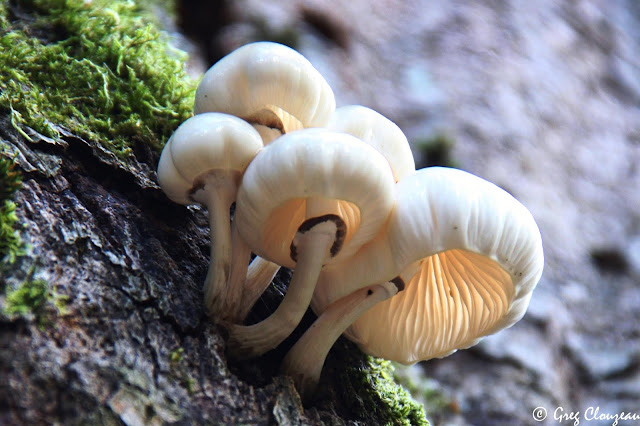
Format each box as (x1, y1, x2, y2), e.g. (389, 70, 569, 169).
(194, 42, 336, 131)
(235, 128, 396, 269)
(327, 105, 415, 182)
(314, 167, 544, 364)
(157, 112, 263, 205)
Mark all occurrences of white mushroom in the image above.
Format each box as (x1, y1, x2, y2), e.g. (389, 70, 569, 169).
(225, 128, 395, 359)
(194, 41, 336, 142)
(157, 112, 263, 318)
(312, 167, 544, 364)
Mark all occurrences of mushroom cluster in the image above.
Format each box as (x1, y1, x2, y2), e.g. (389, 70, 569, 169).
(157, 42, 544, 402)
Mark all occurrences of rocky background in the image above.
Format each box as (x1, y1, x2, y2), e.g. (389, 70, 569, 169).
(178, 0, 640, 424)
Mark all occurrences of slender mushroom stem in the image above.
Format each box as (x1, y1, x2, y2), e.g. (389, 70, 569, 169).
(226, 219, 337, 359)
(194, 176, 238, 318)
(234, 256, 281, 321)
(281, 280, 401, 402)
(222, 223, 253, 322)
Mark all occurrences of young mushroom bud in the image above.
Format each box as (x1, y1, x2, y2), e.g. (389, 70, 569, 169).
(312, 167, 544, 364)
(194, 41, 336, 143)
(157, 113, 263, 318)
(225, 128, 396, 359)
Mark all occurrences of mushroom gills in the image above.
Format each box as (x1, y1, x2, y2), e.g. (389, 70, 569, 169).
(261, 198, 361, 268)
(347, 249, 515, 363)
(245, 105, 305, 135)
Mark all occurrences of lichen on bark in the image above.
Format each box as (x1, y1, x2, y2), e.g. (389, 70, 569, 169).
(0, 0, 428, 424)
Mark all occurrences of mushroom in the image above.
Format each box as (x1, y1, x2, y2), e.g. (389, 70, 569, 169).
(326, 105, 415, 182)
(194, 41, 336, 142)
(311, 167, 544, 364)
(225, 128, 396, 359)
(157, 112, 263, 318)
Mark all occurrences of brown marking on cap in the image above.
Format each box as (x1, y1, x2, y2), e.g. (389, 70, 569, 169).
(390, 277, 405, 293)
(289, 214, 347, 262)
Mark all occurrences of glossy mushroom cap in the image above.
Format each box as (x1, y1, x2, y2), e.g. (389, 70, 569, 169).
(194, 42, 335, 135)
(157, 112, 263, 205)
(235, 128, 396, 268)
(314, 167, 544, 364)
(327, 105, 415, 182)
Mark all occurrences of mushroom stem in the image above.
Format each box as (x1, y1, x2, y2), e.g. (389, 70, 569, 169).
(198, 183, 235, 318)
(226, 220, 337, 359)
(281, 281, 400, 402)
(222, 223, 253, 322)
(234, 256, 281, 321)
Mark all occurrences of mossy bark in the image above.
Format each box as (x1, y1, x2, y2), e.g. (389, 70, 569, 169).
(0, 0, 427, 424)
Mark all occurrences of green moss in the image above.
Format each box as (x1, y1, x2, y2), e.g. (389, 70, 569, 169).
(168, 347, 195, 395)
(337, 351, 429, 425)
(0, 0, 195, 159)
(393, 364, 454, 423)
(3, 271, 67, 326)
(0, 151, 24, 264)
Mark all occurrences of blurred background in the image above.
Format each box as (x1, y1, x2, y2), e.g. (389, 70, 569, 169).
(171, 0, 640, 424)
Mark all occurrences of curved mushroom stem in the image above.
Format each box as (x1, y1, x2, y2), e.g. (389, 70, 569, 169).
(195, 176, 238, 319)
(221, 223, 253, 322)
(280, 281, 400, 402)
(233, 256, 281, 321)
(226, 219, 337, 359)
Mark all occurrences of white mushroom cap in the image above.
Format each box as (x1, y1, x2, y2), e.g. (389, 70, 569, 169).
(326, 105, 415, 182)
(313, 167, 544, 364)
(194, 42, 336, 135)
(235, 128, 396, 268)
(157, 113, 263, 205)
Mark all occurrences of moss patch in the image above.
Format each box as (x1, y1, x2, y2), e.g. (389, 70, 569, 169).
(0, 0, 195, 159)
(0, 150, 24, 264)
(330, 347, 429, 425)
(3, 272, 68, 326)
